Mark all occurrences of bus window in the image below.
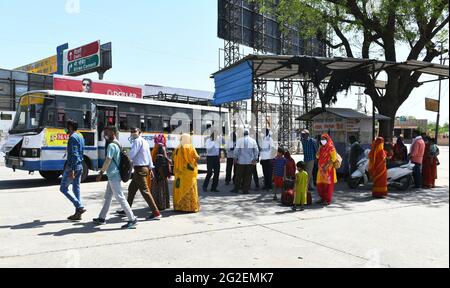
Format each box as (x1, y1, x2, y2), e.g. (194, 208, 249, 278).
(140, 117, 146, 131)
(162, 119, 171, 133)
(127, 114, 140, 131)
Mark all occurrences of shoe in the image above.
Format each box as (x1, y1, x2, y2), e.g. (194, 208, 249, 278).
(230, 189, 239, 193)
(202, 186, 208, 193)
(273, 195, 278, 201)
(292, 205, 297, 211)
(148, 214, 163, 221)
(115, 210, 126, 216)
(93, 218, 106, 225)
(68, 208, 85, 221)
(243, 191, 250, 195)
(211, 189, 220, 193)
(299, 207, 305, 211)
(77, 207, 87, 215)
(121, 218, 138, 229)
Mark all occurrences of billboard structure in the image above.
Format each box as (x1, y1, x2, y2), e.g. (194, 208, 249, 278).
(217, 0, 324, 149)
(218, 0, 326, 57)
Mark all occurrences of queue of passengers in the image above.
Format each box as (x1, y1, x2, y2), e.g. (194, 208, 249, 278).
(59, 120, 441, 229)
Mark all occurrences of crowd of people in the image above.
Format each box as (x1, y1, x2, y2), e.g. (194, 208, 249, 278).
(58, 119, 441, 229)
(59, 120, 200, 230)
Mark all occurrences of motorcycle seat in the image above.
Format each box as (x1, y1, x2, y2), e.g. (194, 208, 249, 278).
(387, 161, 409, 169)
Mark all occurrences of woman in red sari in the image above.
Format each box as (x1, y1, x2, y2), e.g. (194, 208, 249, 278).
(422, 136, 437, 189)
(316, 134, 337, 205)
(368, 137, 388, 198)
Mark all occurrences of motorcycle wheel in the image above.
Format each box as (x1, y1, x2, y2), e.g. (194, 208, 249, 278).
(395, 176, 412, 191)
(348, 177, 361, 189)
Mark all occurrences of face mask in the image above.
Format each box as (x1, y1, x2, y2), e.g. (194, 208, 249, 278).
(321, 140, 328, 146)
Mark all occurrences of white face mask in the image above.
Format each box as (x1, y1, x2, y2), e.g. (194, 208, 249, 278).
(321, 140, 328, 146)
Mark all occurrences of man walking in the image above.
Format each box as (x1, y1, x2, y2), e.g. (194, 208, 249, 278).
(203, 132, 221, 192)
(300, 129, 318, 191)
(232, 129, 259, 195)
(409, 130, 426, 189)
(93, 126, 138, 229)
(120, 128, 162, 220)
(60, 120, 86, 221)
(260, 129, 274, 191)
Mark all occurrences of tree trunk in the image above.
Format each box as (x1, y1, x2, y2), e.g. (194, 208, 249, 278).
(376, 101, 398, 139)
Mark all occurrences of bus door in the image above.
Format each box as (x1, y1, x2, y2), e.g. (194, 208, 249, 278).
(96, 105, 117, 165)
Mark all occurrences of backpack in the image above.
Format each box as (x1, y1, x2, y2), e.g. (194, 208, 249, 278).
(111, 141, 133, 183)
(333, 153, 343, 169)
(281, 189, 294, 206)
(286, 158, 297, 178)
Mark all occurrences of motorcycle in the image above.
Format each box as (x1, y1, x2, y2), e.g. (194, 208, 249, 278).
(348, 150, 414, 191)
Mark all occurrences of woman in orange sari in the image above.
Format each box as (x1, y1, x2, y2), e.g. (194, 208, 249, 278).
(316, 134, 337, 205)
(368, 137, 388, 198)
(172, 134, 200, 213)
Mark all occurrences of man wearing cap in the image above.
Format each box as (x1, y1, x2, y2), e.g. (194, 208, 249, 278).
(232, 129, 259, 195)
(301, 129, 318, 191)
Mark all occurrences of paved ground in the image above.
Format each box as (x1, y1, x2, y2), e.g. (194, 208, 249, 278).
(0, 149, 448, 268)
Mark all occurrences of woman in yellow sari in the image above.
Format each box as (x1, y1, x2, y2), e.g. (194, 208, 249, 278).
(172, 134, 200, 213)
(368, 137, 388, 198)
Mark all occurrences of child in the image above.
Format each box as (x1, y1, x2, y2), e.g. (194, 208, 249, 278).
(272, 147, 287, 201)
(293, 161, 308, 211)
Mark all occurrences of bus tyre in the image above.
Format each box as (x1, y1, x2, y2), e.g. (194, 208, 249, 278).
(39, 171, 62, 181)
(81, 160, 89, 183)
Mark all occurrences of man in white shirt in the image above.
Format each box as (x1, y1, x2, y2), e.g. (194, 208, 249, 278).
(123, 128, 162, 220)
(203, 132, 222, 193)
(232, 129, 259, 194)
(260, 129, 275, 191)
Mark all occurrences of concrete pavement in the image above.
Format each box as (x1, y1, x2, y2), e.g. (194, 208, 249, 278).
(0, 149, 448, 268)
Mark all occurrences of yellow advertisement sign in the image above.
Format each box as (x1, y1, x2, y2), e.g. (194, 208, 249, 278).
(15, 55, 58, 75)
(45, 128, 70, 147)
(45, 129, 87, 147)
(425, 98, 440, 112)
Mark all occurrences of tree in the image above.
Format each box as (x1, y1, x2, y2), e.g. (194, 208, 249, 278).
(254, 0, 449, 137)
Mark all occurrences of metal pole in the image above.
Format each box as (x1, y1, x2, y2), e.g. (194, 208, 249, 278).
(372, 62, 376, 141)
(435, 42, 444, 144)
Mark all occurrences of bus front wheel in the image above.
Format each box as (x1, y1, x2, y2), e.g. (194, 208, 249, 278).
(39, 171, 62, 181)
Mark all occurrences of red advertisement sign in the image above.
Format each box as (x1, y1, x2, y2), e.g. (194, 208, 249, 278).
(67, 41, 100, 62)
(53, 76, 143, 99)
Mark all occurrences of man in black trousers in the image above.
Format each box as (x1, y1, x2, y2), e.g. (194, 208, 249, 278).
(203, 132, 221, 193)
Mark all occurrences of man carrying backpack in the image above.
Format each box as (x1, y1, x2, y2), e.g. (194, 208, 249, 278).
(93, 126, 138, 229)
(120, 128, 162, 220)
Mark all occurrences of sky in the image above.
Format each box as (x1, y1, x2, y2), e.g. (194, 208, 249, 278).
(0, 0, 448, 124)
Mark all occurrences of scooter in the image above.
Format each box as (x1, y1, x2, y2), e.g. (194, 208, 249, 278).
(348, 150, 414, 191)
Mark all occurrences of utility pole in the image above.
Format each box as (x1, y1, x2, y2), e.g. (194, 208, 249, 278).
(435, 41, 447, 144)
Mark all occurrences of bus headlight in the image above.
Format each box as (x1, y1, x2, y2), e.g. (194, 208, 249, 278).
(22, 150, 27, 157)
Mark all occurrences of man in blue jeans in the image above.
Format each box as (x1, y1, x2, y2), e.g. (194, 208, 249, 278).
(60, 120, 86, 221)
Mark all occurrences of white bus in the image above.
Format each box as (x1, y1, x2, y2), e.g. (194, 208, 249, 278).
(3, 90, 229, 182)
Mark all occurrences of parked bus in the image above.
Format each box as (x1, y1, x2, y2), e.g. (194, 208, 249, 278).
(2, 90, 229, 182)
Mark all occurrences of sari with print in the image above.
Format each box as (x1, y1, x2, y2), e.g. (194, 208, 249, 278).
(316, 134, 337, 204)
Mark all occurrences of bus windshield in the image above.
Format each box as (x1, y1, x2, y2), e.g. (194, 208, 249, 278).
(11, 94, 47, 133)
